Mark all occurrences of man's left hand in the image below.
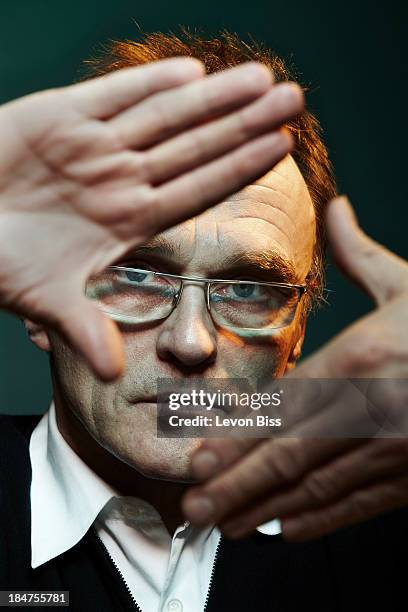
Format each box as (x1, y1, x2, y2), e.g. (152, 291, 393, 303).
(182, 196, 408, 541)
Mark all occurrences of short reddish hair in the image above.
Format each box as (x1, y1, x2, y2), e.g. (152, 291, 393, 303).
(83, 29, 337, 308)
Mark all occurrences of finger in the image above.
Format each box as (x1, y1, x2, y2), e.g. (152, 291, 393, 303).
(144, 82, 303, 184)
(152, 130, 294, 232)
(67, 57, 205, 119)
(110, 62, 274, 148)
(326, 196, 408, 305)
(286, 380, 382, 438)
(182, 438, 349, 526)
(189, 377, 331, 483)
(220, 438, 406, 537)
(51, 293, 125, 381)
(191, 438, 260, 480)
(281, 474, 408, 541)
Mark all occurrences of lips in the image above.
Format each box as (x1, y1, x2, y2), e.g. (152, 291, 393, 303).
(131, 380, 250, 415)
(133, 396, 231, 415)
(136, 396, 158, 403)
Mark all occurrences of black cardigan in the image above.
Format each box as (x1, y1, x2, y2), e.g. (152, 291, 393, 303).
(0, 414, 406, 612)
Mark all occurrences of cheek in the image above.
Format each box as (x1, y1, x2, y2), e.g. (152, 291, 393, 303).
(119, 329, 159, 398)
(50, 335, 94, 403)
(122, 327, 157, 363)
(50, 337, 118, 434)
(217, 329, 294, 381)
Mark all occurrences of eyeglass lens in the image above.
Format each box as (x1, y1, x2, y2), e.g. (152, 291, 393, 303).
(85, 268, 300, 330)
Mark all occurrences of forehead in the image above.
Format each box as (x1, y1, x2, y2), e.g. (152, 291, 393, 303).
(141, 155, 316, 281)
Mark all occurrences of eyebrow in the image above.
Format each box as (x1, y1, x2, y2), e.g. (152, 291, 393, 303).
(121, 241, 298, 283)
(214, 250, 298, 284)
(121, 237, 179, 260)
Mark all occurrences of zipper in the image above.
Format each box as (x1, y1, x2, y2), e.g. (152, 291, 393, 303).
(203, 534, 223, 612)
(93, 529, 222, 612)
(94, 531, 143, 612)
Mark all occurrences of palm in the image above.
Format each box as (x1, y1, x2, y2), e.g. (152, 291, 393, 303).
(0, 89, 150, 310)
(0, 59, 303, 378)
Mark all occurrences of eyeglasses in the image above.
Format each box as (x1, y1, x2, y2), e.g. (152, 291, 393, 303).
(85, 266, 308, 336)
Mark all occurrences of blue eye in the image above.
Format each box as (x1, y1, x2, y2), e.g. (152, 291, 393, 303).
(124, 270, 148, 283)
(233, 284, 255, 298)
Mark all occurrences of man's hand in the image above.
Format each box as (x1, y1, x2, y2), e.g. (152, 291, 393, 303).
(182, 196, 408, 540)
(0, 58, 303, 380)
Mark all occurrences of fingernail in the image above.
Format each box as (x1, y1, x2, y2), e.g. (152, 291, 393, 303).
(192, 450, 220, 479)
(184, 496, 215, 524)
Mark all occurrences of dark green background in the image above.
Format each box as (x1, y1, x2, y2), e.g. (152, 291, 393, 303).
(0, 1, 406, 414)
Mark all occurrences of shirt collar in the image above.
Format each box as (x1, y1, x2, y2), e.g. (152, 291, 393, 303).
(29, 402, 118, 568)
(29, 403, 281, 569)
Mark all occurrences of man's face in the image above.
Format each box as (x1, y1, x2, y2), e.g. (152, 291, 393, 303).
(35, 155, 316, 481)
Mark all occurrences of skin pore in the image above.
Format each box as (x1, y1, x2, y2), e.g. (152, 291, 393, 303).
(26, 154, 316, 534)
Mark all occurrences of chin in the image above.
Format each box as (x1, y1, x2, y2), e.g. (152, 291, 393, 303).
(115, 437, 203, 483)
(127, 458, 197, 483)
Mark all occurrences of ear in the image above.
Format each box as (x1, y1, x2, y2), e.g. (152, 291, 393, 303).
(23, 319, 52, 352)
(284, 317, 306, 374)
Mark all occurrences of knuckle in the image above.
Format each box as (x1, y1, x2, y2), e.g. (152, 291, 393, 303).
(302, 470, 336, 503)
(234, 110, 256, 142)
(109, 185, 159, 242)
(137, 151, 156, 182)
(123, 151, 149, 181)
(130, 186, 159, 236)
(263, 440, 303, 483)
(148, 95, 177, 138)
(174, 129, 210, 168)
(196, 80, 223, 115)
(189, 127, 213, 158)
(210, 478, 244, 511)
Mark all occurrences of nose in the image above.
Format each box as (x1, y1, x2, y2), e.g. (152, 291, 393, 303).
(156, 283, 217, 368)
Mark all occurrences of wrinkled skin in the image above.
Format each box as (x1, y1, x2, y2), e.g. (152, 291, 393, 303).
(27, 155, 315, 483)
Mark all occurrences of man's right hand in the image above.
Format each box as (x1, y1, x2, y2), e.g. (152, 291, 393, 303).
(0, 58, 303, 379)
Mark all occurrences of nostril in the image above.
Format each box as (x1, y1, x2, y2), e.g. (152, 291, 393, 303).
(157, 323, 217, 368)
(169, 333, 217, 367)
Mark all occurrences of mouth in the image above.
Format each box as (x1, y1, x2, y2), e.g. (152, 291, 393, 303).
(133, 396, 232, 415)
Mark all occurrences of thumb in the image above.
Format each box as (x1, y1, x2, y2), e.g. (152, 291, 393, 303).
(51, 293, 125, 381)
(326, 196, 408, 305)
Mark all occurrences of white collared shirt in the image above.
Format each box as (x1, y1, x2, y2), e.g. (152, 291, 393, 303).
(29, 403, 281, 612)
